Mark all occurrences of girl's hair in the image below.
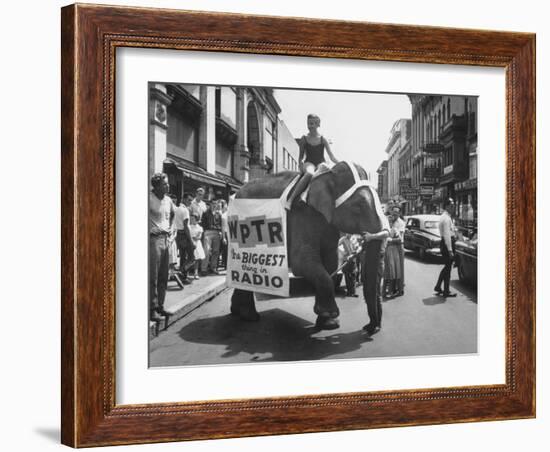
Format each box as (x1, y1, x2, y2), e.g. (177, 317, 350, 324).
(307, 113, 321, 125)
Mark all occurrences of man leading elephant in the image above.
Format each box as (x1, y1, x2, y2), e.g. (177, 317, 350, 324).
(361, 224, 390, 336)
(230, 161, 388, 330)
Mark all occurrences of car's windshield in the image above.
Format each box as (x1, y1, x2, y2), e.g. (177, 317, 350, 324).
(424, 221, 439, 229)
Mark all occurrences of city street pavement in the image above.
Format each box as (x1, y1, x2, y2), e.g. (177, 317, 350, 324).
(149, 252, 477, 367)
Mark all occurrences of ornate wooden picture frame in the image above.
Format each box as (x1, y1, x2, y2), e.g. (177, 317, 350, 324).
(61, 3, 535, 447)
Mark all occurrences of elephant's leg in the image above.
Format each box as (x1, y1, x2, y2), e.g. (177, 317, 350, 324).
(230, 289, 260, 322)
(317, 230, 340, 316)
(361, 240, 384, 333)
(298, 261, 339, 330)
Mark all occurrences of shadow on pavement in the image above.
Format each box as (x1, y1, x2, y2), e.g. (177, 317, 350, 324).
(404, 251, 443, 266)
(422, 295, 447, 306)
(451, 279, 477, 303)
(256, 277, 316, 301)
(177, 308, 372, 364)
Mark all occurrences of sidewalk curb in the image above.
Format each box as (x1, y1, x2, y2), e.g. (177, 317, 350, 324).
(149, 279, 228, 339)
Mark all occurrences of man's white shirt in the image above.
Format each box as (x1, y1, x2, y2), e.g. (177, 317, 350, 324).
(149, 193, 174, 235)
(438, 210, 456, 251)
(173, 204, 190, 230)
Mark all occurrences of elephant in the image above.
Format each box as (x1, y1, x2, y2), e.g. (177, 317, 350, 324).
(230, 161, 387, 330)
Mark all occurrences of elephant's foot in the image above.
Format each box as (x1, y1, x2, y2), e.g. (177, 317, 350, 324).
(235, 308, 260, 322)
(230, 290, 260, 322)
(314, 302, 339, 319)
(230, 303, 260, 321)
(313, 302, 321, 315)
(315, 315, 340, 330)
(363, 322, 381, 336)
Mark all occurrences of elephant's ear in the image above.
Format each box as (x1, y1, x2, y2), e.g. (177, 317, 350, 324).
(308, 173, 335, 224)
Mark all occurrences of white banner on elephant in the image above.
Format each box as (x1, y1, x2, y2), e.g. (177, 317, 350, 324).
(226, 198, 290, 297)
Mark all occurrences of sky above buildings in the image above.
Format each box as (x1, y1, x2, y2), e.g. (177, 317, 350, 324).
(274, 88, 411, 178)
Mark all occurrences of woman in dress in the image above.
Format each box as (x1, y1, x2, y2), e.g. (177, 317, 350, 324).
(188, 213, 205, 279)
(287, 113, 339, 206)
(384, 206, 406, 297)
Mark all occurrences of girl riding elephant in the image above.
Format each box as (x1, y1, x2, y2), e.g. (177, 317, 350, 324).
(287, 113, 339, 207)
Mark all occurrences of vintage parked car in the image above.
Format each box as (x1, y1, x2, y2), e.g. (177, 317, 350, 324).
(454, 232, 478, 287)
(403, 214, 441, 259)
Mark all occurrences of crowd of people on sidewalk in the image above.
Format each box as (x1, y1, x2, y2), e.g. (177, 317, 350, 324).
(149, 173, 231, 322)
(174, 187, 230, 281)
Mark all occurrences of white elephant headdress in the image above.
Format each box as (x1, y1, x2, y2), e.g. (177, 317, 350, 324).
(306, 161, 387, 230)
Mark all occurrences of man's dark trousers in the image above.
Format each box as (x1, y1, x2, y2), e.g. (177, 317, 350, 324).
(436, 239, 456, 293)
(176, 230, 193, 277)
(361, 239, 385, 328)
(149, 234, 170, 316)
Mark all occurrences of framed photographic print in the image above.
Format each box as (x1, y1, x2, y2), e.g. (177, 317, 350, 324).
(61, 3, 535, 447)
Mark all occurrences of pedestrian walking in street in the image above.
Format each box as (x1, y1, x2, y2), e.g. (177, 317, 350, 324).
(286, 113, 339, 206)
(434, 198, 457, 297)
(200, 200, 222, 275)
(188, 213, 205, 279)
(149, 173, 175, 321)
(384, 206, 405, 297)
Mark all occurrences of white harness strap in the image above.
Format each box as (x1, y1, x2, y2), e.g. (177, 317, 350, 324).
(281, 174, 301, 210)
(334, 161, 373, 208)
(334, 161, 388, 230)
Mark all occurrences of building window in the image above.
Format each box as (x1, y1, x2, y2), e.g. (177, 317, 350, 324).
(166, 105, 199, 163)
(215, 87, 237, 129)
(214, 87, 238, 176)
(180, 85, 200, 100)
(264, 117, 276, 162)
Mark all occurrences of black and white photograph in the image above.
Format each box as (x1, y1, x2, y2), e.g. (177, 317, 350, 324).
(148, 83, 478, 367)
(2, 0, 544, 449)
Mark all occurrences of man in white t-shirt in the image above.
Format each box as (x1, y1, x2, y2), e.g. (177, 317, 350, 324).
(189, 187, 207, 222)
(149, 173, 175, 321)
(435, 198, 457, 297)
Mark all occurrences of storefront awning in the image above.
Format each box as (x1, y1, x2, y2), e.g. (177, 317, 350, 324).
(164, 158, 226, 187)
(215, 172, 243, 190)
